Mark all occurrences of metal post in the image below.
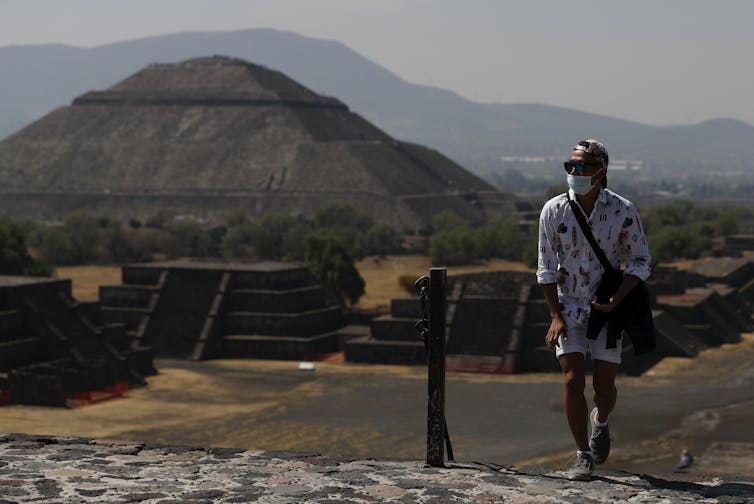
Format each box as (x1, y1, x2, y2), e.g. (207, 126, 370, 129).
(426, 267, 447, 467)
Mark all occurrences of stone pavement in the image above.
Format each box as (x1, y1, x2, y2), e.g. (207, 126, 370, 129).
(1, 433, 753, 503)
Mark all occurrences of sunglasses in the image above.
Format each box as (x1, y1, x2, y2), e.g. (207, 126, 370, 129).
(563, 161, 603, 175)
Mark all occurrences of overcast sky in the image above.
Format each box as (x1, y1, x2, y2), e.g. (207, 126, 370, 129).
(2, 0, 753, 126)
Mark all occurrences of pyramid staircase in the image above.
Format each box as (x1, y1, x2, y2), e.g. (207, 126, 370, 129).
(98, 262, 345, 361)
(0, 277, 154, 406)
(345, 296, 427, 365)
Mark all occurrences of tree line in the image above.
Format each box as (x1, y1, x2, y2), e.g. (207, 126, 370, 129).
(0, 199, 748, 305)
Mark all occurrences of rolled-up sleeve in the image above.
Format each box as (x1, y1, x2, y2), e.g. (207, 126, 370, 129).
(536, 204, 559, 284)
(621, 204, 652, 281)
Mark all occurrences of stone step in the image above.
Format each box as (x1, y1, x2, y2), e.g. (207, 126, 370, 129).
(682, 323, 721, 346)
(370, 315, 421, 342)
(0, 310, 22, 338)
(517, 345, 561, 373)
(231, 267, 315, 290)
(99, 285, 155, 308)
(222, 332, 340, 360)
(120, 346, 157, 377)
(99, 307, 150, 331)
(222, 306, 342, 337)
(121, 266, 164, 286)
(523, 321, 550, 346)
(390, 297, 422, 318)
(100, 323, 132, 351)
(525, 299, 550, 321)
(0, 337, 43, 371)
(345, 336, 426, 365)
(226, 286, 326, 313)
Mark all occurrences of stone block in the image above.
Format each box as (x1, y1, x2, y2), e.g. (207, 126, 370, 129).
(223, 332, 340, 360)
(390, 297, 421, 318)
(0, 309, 22, 339)
(99, 285, 154, 308)
(0, 337, 42, 371)
(226, 286, 326, 313)
(99, 307, 149, 331)
(121, 266, 164, 286)
(370, 315, 419, 341)
(344, 336, 426, 365)
(222, 306, 342, 337)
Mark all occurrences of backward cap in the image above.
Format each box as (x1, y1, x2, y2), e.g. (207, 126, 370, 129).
(574, 139, 609, 168)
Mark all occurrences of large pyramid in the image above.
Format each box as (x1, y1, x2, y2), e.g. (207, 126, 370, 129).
(0, 56, 516, 230)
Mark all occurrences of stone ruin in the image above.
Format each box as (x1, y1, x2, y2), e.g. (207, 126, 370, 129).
(1, 260, 353, 406)
(347, 258, 754, 376)
(0, 56, 521, 232)
(3, 255, 752, 407)
(0, 276, 154, 407)
(98, 261, 349, 361)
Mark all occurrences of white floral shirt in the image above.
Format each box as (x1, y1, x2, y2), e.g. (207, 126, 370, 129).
(536, 188, 651, 321)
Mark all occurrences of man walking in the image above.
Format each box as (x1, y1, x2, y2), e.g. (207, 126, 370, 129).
(536, 139, 651, 480)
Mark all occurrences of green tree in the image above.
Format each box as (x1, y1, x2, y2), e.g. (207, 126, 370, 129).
(365, 224, 403, 256)
(304, 231, 365, 306)
(714, 209, 739, 236)
(314, 202, 373, 231)
(106, 225, 150, 263)
(28, 225, 75, 265)
(63, 211, 100, 263)
(473, 221, 527, 261)
(431, 210, 467, 233)
(170, 219, 213, 257)
(222, 223, 256, 258)
(280, 223, 310, 261)
(251, 213, 296, 259)
(429, 227, 477, 265)
(224, 209, 251, 228)
(145, 210, 171, 229)
(648, 225, 711, 263)
(0, 220, 53, 276)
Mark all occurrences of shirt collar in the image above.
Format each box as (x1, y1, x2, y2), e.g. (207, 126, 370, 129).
(567, 187, 608, 206)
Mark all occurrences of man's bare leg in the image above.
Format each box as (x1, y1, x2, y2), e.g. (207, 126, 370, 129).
(559, 352, 589, 451)
(592, 359, 618, 422)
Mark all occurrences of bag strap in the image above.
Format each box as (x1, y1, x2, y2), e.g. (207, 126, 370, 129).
(566, 193, 616, 274)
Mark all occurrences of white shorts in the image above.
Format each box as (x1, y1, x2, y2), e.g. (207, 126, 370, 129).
(555, 305, 622, 364)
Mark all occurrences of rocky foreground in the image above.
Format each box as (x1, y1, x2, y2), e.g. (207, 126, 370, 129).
(1, 434, 752, 503)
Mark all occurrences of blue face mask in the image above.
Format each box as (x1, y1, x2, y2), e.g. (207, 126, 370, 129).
(566, 169, 603, 195)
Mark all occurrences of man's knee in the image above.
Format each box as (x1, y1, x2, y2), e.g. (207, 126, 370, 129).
(564, 371, 586, 395)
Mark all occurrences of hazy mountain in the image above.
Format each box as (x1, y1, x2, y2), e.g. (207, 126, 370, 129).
(2, 28, 754, 175)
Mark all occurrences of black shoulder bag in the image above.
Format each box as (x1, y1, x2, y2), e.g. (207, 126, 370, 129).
(567, 195, 655, 355)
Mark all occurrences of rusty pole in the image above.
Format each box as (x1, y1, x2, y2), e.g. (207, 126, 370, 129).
(426, 267, 447, 467)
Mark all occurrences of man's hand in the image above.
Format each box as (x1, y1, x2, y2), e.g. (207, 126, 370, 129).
(591, 295, 623, 313)
(545, 315, 567, 352)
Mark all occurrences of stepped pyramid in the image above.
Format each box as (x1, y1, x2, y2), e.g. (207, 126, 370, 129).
(0, 56, 516, 230)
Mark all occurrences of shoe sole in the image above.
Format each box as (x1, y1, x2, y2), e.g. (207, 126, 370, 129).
(567, 472, 593, 481)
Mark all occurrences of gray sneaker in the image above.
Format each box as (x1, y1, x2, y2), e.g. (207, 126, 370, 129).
(589, 407, 612, 465)
(567, 451, 594, 481)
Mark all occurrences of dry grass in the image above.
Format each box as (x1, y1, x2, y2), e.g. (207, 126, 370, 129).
(56, 265, 122, 301)
(354, 255, 533, 311)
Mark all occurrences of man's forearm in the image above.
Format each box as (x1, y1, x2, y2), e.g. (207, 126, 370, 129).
(540, 283, 562, 319)
(612, 274, 641, 304)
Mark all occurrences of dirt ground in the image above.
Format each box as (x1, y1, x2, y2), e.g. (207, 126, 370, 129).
(1, 335, 752, 480)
